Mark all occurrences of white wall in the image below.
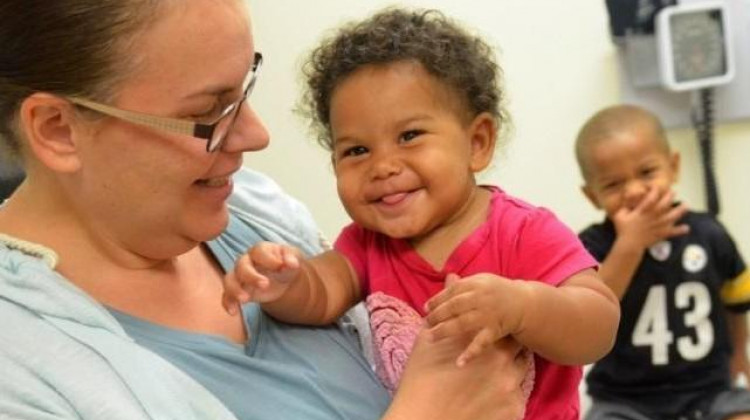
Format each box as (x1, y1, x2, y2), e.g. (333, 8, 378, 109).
(247, 0, 750, 412)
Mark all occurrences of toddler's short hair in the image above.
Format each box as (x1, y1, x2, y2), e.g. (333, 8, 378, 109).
(575, 104, 669, 181)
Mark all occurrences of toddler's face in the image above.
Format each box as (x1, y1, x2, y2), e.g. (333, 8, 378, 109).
(328, 60, 493, 239)
(582, 124, 679, 218)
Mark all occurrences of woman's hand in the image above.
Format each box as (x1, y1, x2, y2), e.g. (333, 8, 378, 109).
(384, 329, 528, 420)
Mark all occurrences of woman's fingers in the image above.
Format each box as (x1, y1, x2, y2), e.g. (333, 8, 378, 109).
(457, 328, 500, 367)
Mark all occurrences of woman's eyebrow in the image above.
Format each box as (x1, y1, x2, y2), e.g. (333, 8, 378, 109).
(184, 84, 236, 99)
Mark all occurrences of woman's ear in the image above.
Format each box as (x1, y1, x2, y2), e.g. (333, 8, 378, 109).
(468, 112, 497, 172)
(18, 93, 83, 173)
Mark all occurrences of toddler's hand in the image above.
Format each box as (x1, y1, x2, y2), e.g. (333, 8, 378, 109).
(613, 188, 689, 250)
(730, 346, 750, 388)
(424, 273, 529, 367)
(222, 242, 301, 316)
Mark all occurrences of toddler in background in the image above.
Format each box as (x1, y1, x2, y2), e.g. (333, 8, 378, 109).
(576, 104, 750, 420)
(225, 8, 619, 419)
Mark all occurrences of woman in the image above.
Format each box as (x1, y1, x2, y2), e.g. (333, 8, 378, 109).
(0, 1, 528, 419)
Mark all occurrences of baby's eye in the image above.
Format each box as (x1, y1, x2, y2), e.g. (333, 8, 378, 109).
(341, 145, 369, 158)
(603, 181, 622, 191)
(640, 167, 657, 178)
(400, 130, 424, 143)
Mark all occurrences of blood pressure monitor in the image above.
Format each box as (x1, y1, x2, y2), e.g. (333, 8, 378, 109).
(656, 1, 734, 91)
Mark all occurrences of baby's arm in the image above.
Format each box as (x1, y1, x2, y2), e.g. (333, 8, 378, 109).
(601, 188, 688, 298)
(223, 242, 361, 325)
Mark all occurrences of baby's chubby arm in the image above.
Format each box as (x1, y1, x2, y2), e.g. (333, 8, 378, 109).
(223, 242, 362, 325)
(425, 269, 620, 366)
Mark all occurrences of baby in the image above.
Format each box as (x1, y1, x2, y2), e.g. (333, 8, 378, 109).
(224, 8, 619, 419)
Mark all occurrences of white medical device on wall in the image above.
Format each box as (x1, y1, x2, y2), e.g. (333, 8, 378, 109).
(656, 1, 733, 215)
(655, 1, 734, 91)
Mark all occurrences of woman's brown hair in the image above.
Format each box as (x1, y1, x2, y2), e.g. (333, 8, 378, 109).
(0, 0, 165, 163)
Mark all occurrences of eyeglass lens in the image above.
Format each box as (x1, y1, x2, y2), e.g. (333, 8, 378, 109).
(207, 104, 237, 151)
(206, 54, 261, 152)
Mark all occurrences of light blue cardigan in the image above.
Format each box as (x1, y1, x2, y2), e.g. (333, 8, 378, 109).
(0, 168, 331, 420)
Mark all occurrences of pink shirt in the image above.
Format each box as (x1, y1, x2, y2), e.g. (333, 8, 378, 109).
(335, 187, 597, 419)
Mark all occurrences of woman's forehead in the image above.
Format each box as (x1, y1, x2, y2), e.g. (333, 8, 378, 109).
(123, 0, 253, 99)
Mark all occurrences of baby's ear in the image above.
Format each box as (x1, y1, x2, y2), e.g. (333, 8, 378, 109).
(19, 93, 83, 173)
(468, 112, 496, 172)
(670, 151, 681, 182)
(581, 184, 602, 210)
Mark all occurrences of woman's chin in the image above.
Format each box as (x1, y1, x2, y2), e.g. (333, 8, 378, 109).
(186, 209, 230, 244)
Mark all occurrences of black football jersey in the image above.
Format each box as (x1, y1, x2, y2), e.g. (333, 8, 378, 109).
(580, 212, 750, 414)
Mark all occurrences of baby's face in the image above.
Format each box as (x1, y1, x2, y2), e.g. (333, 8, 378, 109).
(582, 125, 679, 218)
(328, 60, 492, 239)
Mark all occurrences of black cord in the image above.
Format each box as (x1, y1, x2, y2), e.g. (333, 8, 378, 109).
(690, 88, 719, 216)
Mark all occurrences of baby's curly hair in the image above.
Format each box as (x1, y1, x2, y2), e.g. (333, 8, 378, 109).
(299, 7, 509, 151)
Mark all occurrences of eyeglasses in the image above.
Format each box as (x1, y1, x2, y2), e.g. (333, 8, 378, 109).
(68, 52, 263, 152)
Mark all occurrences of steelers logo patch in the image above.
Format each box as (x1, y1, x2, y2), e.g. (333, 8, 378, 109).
(682, 244, 708, 273)
(649, 241, 672, 262)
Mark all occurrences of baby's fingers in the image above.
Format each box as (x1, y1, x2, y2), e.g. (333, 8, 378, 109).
(665, 200, 688, 221)
(424, 273, 463, 313)
(425, 291, 474, 329)
(222, 272, 250, 316)
(636, 187, 662, 213)
(234, 254, 271, 289)
(457, 328, 500, 367)
(277, 247, 301, 281)
(667, 222, 690, 238)
(428, 310, 483, 342)
(250, 244, 289, 272)
(655, 188, 676, 209)
(662, 202, 690, 238)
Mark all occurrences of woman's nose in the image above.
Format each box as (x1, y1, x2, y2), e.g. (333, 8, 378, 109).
(221, 103, 270, 153)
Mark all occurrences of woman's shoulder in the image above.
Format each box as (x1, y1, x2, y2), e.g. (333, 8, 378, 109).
(228, 167, 300, 212)
(0, 297, 146, 419)
(223, 168, 324, 256)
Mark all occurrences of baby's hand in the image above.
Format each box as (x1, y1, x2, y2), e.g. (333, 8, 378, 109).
(613, 188, 689, 250)
(222, 242, 301, 316)
(424, 273, 529, 367)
